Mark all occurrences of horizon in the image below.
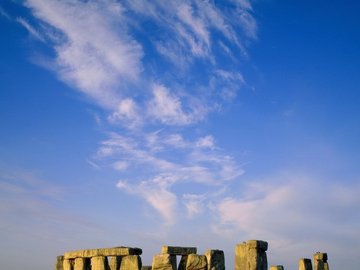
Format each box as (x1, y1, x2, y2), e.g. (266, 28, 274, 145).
(1, 1, 360, 270)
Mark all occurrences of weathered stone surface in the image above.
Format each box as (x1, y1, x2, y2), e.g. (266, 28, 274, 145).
(313, 261, 324, 270)
(313, 253, 327, 262)
(185, 254, 207, 270)
(109, 256, 121, 270)
(120, 255, 142, 270)
(55, 256, 64, 270)
(162, 246, 197, 255)
(74, 258, 88, 270)
(246, 240, 268, 251)
(204, 249, 225, 270)
(142, 266, 152, 270)
(323, 263, 329, 270)
(64, 247, 142, 259)
(91, 256, 108, 270)
(235, 241, 268, 270)
(152, 254, 177, 270)
(299, 259, 313, 270)
(63, 259, 73, 270)
(270, 266, 284, 270)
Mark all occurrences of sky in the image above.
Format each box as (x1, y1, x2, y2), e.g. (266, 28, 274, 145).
(0, 1, 360, 270)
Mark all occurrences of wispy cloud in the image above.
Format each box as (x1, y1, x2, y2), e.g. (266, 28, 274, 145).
(16, 17, 45, 42)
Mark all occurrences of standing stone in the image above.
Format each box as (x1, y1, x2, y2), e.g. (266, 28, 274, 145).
(185, 254, 207, 270)
(55, 256, 64, 270)
(270, 266, 284, 270)
(91, 256, 108, 270)
(142, 266, 152, 270)
(152, 254, 177, 270)
(235, 240, 268, 270)
(299, 259, 313, 270)
(63, 259, 74, 270)
(120, 255, 142, 270)
(204, 250, 225, 270)
(109, 256, 121, 270)
(74, 258, 89, 270)
(313, 253, 328, 270)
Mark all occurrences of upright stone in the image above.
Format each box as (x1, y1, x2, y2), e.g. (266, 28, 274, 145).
(55, 256, 64, 270)
(63, 259, 74, 270)
(313, 253, 328, 270)
(120, 255, 142, 270)
(142, 266, 152, 270)
(74, 258, 89, 270)
(162, 246, 197, 255)
(299, 259, 313, 270)
(109, 256, 121, 270)
(185, 254, 207, 270)
(204, 250, 225, 270)
(235, 240, 268, 270)
(152, 254, 177, 270)
(91, 256, 108, 270)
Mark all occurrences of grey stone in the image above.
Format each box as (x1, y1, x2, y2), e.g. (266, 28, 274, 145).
(152, 254, 177, 270)
(162, 246, 197, 255)
(299, 259, 313, 270)
(204, 249, 225, 270)
(64, 247, 142, 259)
(55, 256, 64, 270)
(235, 240, 268, 270)
(185, 254, 207, 270)
(120, 255, 142, 270)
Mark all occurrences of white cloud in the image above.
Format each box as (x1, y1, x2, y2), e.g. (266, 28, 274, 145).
(24, 0, 143, 108)
(108, 98, 142, 129)
(112, 161, 129, 171)
(196, 135, 215, 149)
(16, 17, 45, 42)
(183, 193, 205, 218)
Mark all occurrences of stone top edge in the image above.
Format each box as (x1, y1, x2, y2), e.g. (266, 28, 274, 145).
(236, 240, 268, 250)
(64, 247, 142, 259)
(313, 252, 328, 261)
(161, 246, 197, 255)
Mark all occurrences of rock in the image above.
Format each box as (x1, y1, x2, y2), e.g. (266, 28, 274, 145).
(185, 254, 207, 270)
(270, 266, 284, 270)
(55, 256, 64, 270)
(64, 247, 142, 259)
(91, 256, 108, 270)
(178, 255, 188, 270)
(109, 256, 122, 270)
(74, 257, 90, 270)
(246, 240, 268, 251)
(235, 240, 268, 270)
(204, 249, 225, 270)
(120, 255, 142, 270)
(152, 254, 177, 270)
(63, 259, 73, 270)
(142, 265, 152, 270)
(162, 246, 197, 255)
(299, 258, 313, 270)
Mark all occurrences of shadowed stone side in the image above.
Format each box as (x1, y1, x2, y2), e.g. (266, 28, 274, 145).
(162, 246, 197, 255)
(64, 247, 142, 259)
(142, 266, 152, 270)
(204, 250, 225, 270)
(313, 253, 328, 270)
(270, 265, 284, 270)
(63, 259, 74, 270)
(185, 254, 207, 270)
(152, 254, 177, 270)
(74, 258, 88, 270)
(55, 256, 64, 270)
(109, 256, 121, 270)
(299, 259, 313, 270)
(178, 255, 188, 270)
(120, 255, 142, 270)
(235, 240, 268, 270)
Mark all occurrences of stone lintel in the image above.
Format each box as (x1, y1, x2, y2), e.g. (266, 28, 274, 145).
(161, 246, 197, 255)
(313, 253, 327, 262)
(64, 247, 142, 259)
(246, 240, 268, 250)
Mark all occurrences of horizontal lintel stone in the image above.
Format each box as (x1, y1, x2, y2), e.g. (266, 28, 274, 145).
(64, 247, 142, 259)
(161, 246, 197, 255)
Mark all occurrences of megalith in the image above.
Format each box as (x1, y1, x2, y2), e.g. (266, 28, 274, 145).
(152, 254, 177, 270)
(235, 240, 268, 270)
(313, 253, 328, 270)
(204, 249, 225, 270)
(299, 258, 313, 270)
(185, 254, 207, 270)
(270, 265, 284, 270)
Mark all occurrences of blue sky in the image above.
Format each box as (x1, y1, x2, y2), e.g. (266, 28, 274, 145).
(1, 1, 360, 270)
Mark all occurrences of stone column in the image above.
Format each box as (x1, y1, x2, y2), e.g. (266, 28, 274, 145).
(204, 250, 224, 270)
(91, 256, 108, 270)
(178, 256, 188, 270)
(120, 255, 142, 270)
(74, 258, 90, 270)
(152, 254, 177, 270)
(55, 256, 64, 270)
(270, 266, 284, 270)
(109, 256, 121, 270)
(313, 253, 328, 270)
(63, 259, 74, 270)
(235, 240, 268, 270)
(299, 259, 312, 270)
(185, 254, 207, 270)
